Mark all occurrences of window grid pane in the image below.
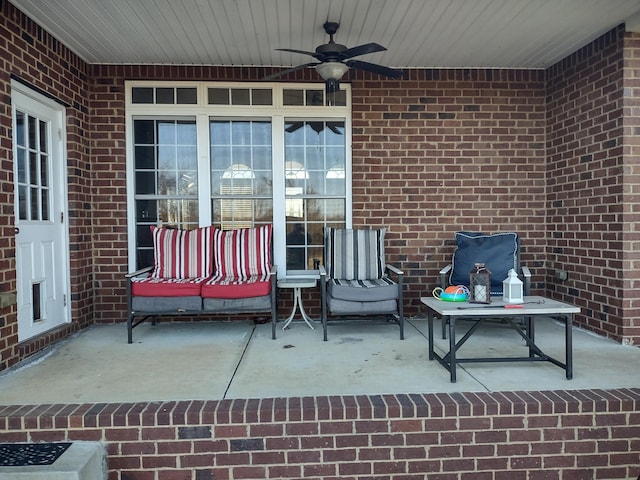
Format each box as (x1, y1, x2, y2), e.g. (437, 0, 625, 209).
(133, 118, 198, 267)
(210, 120, 273, 230)
(284, 120, 346, 271)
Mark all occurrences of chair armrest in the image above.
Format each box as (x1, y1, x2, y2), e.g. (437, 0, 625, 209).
(269, 264, 277, 276)
(439, 264, 452, 275)
(439, 264, 452, 288)
(125, 265, 153, 279)
(521, 265, 531, 295)
(318, 264, 327, 281)
(385, 264, 403, 276)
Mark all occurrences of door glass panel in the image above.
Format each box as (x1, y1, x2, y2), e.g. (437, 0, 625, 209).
(18, 186, 27, 220)
(29, 151, 38, 188)
(28, 115, 37, 149)
(30, 187, 38, 220)
(16, 112, 50, 221)
(39, 120, 47, 152)
(40, 154, 48, 186)
(41, 190, 49, 219)
(15, 111, 25, 146)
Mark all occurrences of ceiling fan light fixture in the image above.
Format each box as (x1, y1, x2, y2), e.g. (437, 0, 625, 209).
(315, 61, 349, 81)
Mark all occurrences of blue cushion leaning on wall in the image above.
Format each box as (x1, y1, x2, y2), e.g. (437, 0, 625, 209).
(449, 231, 519, 296)
(438, 231, 531, 339)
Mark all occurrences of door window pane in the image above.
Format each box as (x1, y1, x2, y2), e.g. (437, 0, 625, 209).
(15, 112, 51, 221)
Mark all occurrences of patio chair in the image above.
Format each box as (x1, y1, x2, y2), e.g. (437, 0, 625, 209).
(318, 227, 404, 341)
(438, 231, 531, 338)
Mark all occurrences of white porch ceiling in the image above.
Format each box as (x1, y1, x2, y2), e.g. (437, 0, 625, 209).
(10, 0, 640, 69)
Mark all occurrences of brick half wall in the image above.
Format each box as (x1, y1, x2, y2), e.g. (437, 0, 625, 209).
(1, 389, 639, 480)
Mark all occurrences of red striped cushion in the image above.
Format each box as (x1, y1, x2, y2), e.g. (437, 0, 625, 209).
(151, 226, 215, 279)
(201, 274, 272, 299)
(213, 225, 272, 277)
(131, 277, 207, 297)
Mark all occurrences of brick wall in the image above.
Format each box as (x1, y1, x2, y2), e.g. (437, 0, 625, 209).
(1, 389, 638, 479)
(546, 26, 640, 345)
(87, 65, 548, 326)
(0, 1, 93, 370)
(621, 30, 640, 343)
(349, 69, 547, 313)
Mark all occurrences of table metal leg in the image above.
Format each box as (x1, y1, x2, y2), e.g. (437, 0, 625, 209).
(528, 316, 535, 358)
(282, 287, 315, 330)
(297, 288, 315, 329)
(566, 314, 573, 379)
(427, 309, 435, 360)
(449, 316, 456, 382)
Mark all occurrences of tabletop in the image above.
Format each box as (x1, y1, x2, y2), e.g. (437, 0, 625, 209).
(278, 277, 317, 289)
(420, 295, 580, 316)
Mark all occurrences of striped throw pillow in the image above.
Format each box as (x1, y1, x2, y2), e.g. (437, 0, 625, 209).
(325, 228, 386, 280)
(213, 225, 272, 277)
(151, 226, 215, 279)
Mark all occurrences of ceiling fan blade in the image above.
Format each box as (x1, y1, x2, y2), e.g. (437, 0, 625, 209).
(276, 48, 323, 61)
(327, 122, 344, 135)
(340, 42, 386, 60)
(285, 122, 304, 133)
(346, 60, 404, 79)
(263, 62, 318, 80)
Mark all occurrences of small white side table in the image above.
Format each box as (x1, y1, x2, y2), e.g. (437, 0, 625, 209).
(278, 277, 317, 330)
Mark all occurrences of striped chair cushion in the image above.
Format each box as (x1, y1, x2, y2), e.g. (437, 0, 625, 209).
(151, 226, 215, 279)
(325, 228, 386, 280)
(213, 225, 272, 277)
(328, 277, 398, 302)
(131, 276, 208, 297)
(201, 273, 272, 299)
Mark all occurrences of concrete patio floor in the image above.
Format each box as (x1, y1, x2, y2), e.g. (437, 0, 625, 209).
(0, 316, 638, 405)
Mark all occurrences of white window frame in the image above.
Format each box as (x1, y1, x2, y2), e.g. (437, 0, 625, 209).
(125, 81, 352, 277)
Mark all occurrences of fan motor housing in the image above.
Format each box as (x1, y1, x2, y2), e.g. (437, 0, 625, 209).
(316, 43, 347, 56)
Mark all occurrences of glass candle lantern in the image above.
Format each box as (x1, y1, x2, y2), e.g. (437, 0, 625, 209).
(469, 263, 491, 304)
(502, 268, 524, 303)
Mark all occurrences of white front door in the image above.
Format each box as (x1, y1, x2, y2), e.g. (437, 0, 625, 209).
(12, 84, 70, 341)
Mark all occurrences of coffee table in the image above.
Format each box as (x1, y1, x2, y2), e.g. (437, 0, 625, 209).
(420, 295, 580, 382)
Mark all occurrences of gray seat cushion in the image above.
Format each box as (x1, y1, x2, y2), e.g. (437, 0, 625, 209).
(328, 297, 397, 315)
(328, 277, 398, 302)
(202, 295, 271, 312)
(132, 296, 202, 313)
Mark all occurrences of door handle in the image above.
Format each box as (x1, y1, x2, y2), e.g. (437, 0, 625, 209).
(14, 227, 19, 234)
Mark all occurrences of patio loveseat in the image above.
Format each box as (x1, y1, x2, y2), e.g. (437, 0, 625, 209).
(125, 224, 277, 343)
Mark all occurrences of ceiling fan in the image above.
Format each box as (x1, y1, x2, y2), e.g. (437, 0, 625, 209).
(264, 22, 404, 94)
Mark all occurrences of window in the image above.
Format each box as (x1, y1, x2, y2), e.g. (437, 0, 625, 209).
(132, 118, 198, 267)
(210, 120, 273, 230)
(126, 82, 351, 276)
(284, 120, 346, 271)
